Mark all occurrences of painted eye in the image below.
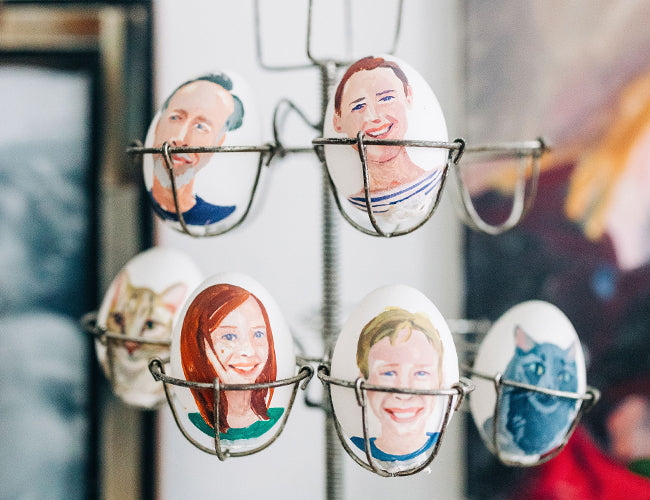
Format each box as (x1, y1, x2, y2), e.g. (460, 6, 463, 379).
(351, 103, 365, 112)
(525, 362, 545, 377)
(145, 320, 155, 329)
(254, 330, 266, 339)
(381, 370, 397, 377)
(558, 371, 572, 383)
(195, 122, 210, 132)
(222, 333, 237, 341)
(414, 370, 430, 377)
(111, 312, 124, 326)
(379, 95, 394, 102)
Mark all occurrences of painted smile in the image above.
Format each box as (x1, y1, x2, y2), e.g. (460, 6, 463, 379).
(384, 406, 425, 423)
(229, 363, 260, 375)
(172, 152, 194, 166)
(365, 122, 393, 139)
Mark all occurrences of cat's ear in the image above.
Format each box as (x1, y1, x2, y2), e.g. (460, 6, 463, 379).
(514, 325, 535, 352)
(109, 270, 130, 307)
(160, 282, 189, 312)
(565, 341, 577, 360)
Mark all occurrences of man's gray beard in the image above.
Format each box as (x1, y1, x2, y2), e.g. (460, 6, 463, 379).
(153, 157, 197, 189)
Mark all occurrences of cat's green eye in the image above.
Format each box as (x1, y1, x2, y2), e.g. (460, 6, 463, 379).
(525, 362, 545, 377)
(145, 320, 155, 329)
(111, 312, 124, 326)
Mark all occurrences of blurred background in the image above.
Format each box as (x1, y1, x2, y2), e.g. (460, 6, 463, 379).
(1, 1, 649, 499)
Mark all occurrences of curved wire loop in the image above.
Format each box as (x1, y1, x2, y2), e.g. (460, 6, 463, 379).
(451, 138, 548, 235)
(127, 140, 273, 238)
(80, 311, 171, 401)
(318, 364, 474, 476)
(148, 358, 314, 460)
(270, 98, 321, 160)
(254, 0, 403, 71)
(465, 365, 600, 467)
(312, 134, 465, 238)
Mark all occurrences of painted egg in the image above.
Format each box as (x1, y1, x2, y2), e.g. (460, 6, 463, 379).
(469, 300, 587, 464)
(169, 272, 296, 453)
(142, 70, 261, 235)
(96, 247, 203, 409)
(323, 54, 449, 232)
(330, 284, 459, 473)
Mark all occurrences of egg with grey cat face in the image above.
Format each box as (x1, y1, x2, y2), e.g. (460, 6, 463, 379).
(168, 272, 297, 454)
(469, 300, 587, 464)
(95, 247, 202, 409)
(142, 70, 262, 236)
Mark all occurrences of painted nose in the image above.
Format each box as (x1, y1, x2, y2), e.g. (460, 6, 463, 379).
(236, 335, 255, 357)
(170, 121, 193, 147)
(366, 103, 381, 122)
(124, 340, 139, 355)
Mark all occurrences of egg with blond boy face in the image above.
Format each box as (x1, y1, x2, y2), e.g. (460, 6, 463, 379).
(330, 285, 459, 472)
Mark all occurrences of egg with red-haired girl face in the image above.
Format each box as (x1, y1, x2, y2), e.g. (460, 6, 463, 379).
(142, 70, 262, 235)
(469, 300, 587, 464)
(323, 55, 448, 233)
(96, 247, 202, 409)
(169, 272, 296, 452)
(329, 284, 459, 473)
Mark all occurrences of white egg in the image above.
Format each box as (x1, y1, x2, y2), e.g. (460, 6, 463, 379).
(469, 300, 587, 464)
(169, 272, 296, 453)
(330, 284, 459, 473)
(96, 246, 203, 409)
(142, 70, 262, 235)
(323, 54, 449, 232)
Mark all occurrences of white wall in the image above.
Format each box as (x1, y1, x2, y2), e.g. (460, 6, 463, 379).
(153, 1, 465, 498)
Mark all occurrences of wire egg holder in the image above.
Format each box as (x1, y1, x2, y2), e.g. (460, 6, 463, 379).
(146, 358, 314, 460)
(313, 135, 547, 237)
(317, 363, 474, 477)
(454, 318, 601, 467)
(80, 310, 172, 409)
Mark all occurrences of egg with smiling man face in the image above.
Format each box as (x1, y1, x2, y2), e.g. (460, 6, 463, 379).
(330, 284, 459, 473)
(169, 272, 296, 452)
(324, 55, 448, 231)
(142, 70, 261, 235)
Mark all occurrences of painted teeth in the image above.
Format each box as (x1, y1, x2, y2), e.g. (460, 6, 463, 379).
(367, 125, 391, 137)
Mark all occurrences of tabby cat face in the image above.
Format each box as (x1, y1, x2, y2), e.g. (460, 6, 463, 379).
(106, 271, 188, 357)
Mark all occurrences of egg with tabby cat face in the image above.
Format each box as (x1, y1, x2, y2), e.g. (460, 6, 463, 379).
(469, 300, 587, 464)
(96, 247, 202, 409)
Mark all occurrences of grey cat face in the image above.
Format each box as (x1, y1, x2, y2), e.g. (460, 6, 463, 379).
(495, 325, 579, 455)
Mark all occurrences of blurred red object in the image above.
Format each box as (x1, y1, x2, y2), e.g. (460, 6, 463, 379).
(512, 427, 650, 500)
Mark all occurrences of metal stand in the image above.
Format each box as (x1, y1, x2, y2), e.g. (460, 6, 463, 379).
(78, 2, 566, 499)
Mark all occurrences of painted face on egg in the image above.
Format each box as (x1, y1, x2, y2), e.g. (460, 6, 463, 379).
(205, 295, 270, 385)
(469, 300, 587, 462)
(145, 71, 250, 228)
(333, 65, 413, 164)
(355, 306, 445, 458)
(365, 328, 440, 439)
(153, 79, 234, 179)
